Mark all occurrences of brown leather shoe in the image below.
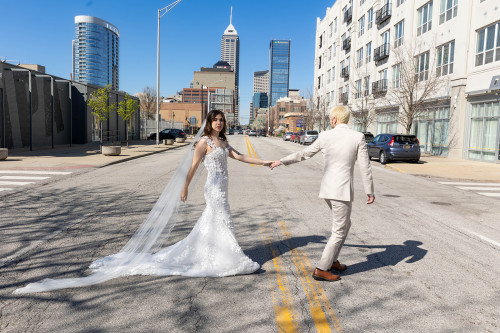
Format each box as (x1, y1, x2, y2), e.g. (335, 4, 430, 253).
(330, 260, 347, 271)
(312, 268, 341, 282)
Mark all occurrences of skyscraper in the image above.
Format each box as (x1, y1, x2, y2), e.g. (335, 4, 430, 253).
(253, 70, 269, 94)
(73, 15, 119, 90)
(220, 7, 240, 121)
(269, 40, 291, 107)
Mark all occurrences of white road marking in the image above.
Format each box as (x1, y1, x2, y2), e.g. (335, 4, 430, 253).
(477, 192, 500, 197)
(0, 181, 34, 186)
(0, 188, 14, 191)
(456, 186, 500, 191)
(461, 228, 500, 248)
(438, 182, 500, 186)
(0, 176, 50, 180)
(0, 170, 72, 175)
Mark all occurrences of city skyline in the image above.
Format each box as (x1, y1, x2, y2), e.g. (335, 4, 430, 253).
(1, 0, 334, 124)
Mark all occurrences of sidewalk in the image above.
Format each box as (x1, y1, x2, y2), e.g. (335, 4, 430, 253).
(0, 140, 192, 171)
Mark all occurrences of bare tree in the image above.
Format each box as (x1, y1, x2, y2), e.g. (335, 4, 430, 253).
(385, 41, 447, 134)
(307, 88, 330, 132)
(138, 86, 157, 120)
(348, 65, 376, 132)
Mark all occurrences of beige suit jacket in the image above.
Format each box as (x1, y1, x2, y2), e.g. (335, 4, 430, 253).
(280, 124, 374, 201)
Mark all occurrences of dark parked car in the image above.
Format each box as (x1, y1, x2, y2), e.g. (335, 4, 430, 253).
(258, 130, 267, 137)
(238, 129, 243, 134)
(363, 132, 374, 142)
(300, 130, 318, 145)
(367, 134, 420, 164)
(228, 128, 235, 135)
(148, 128, 186, 141)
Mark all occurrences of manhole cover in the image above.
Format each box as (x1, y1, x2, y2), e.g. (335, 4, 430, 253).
(383, 194, 401, 198)
(430, 201, 451, 206)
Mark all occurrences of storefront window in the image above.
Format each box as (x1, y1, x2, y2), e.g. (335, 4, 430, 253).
(468, 102, 500, 161)
(412, 107, 450, 156)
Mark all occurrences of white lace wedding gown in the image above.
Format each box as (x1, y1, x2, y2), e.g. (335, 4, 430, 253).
(90, 136, 260, 277)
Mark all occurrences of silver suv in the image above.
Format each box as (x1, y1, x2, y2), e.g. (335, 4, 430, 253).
(300, 130, 319, 145)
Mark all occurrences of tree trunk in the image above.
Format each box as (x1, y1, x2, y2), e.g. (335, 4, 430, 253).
(100, 121, 103, 152)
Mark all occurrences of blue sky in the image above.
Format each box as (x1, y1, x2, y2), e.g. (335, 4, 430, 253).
(1, 0, 334, 124)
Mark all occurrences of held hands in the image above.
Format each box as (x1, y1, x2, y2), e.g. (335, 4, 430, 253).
(270, 160, 281, 170)
(262, 160, 273, 167)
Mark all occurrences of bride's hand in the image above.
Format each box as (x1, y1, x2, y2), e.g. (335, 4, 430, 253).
(262, 160, 273, 167)
(181, 188, 188, 202)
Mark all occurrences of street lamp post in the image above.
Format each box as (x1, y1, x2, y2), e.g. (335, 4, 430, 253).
(156, 0, 182, 145)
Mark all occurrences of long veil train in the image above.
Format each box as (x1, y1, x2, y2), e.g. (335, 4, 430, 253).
(14, 121, 207, 294)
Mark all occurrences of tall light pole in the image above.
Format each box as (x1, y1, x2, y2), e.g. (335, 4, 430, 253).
(156, 0, 182, 145)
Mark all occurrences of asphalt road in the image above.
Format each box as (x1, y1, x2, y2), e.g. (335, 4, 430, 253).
(1, 135, 499, 332)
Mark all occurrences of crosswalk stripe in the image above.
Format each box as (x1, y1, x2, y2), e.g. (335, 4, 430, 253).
(0, 176, 51, 180)
(456, 186, 500, 191)
(0, 170, 72, 175)
(477, 192, 500, 197)
(0, 181, 34, 186)
(0, 188, 14, 191)
(438, 182, 500, 186)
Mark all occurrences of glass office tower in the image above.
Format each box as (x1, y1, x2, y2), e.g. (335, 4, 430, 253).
(269, 40, 290, 107)
(73, 15, 119, 90)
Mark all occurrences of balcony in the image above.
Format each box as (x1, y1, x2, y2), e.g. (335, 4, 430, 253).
(342, 36, 351, 50)
(341, 66, 350, 78)
(343, 7, 352, 24)
(339, 92, 349, 104)
(374, 43, 390, 61)
(372, 79, 388, 94)
(375, 2, 392, 25)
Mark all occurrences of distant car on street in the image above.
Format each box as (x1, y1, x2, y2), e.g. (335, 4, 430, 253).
(248, 130, 257, 136)
(363, 132, 374, 142)
(299, 130, 319, 145)
(258, 130, 266, 137)
(283, 132, 293, 141)
(228, 128, 235, 135)
(238, 129, 243, 134)
(148, 128, 186, 141)
(367, 133, 420, 164)
(294, 131, 305, 143)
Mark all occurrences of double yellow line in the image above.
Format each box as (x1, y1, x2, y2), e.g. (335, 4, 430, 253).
(245, 135, 260, 167)
(260, 221, 343, 333)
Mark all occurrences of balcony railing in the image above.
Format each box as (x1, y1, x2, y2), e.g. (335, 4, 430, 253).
(342, 36, 351, 50)
(374, 43, 390, 61)
(375, 2, 392, 25)
(339, 92, 349, 104)
(341, 66, 350, 78)
(344, 7, 352, 24)
(372, 79, 388, 94)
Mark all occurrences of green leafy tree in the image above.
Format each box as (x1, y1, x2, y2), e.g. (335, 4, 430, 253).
(88, 84, 116, 152)
(118, 94, 139, 147)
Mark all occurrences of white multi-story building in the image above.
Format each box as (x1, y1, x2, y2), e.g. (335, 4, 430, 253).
(253, 70, 269, 94)
(315, 0, 500, 162)
(220, 8, 240, 122)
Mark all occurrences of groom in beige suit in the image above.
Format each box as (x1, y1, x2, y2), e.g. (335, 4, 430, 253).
(271, 105, 375, 281)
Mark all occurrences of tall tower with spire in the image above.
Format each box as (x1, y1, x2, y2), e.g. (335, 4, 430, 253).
(220, 7, 240, 124)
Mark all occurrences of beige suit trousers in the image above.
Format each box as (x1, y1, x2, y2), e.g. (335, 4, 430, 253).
(317, 199, 352, 271)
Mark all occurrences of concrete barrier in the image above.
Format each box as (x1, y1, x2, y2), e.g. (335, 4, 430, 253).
(164, 139, 174, 145)
(102, 146, 121, 156)
(0, 148, 8, 161)
(175, 138, 186, 143)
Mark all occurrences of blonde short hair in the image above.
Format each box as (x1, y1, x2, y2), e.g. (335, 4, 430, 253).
(329, 105, 350, 123)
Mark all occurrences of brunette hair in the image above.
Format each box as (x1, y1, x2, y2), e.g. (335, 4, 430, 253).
(203, 110, 227, 141)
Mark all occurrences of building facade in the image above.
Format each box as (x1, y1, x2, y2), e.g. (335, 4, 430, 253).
(315, 0, 500, 163)
(269, 40, 291, 107)
(220, 9, 240, 121)
(270, 95, 308, 131)
(253, 70, 269, 94)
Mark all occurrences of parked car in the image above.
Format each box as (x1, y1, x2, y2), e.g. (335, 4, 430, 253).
(228, 128, 235, 135)
(248, 130, 257, 136)
(300, 130, 319, 145)
(283, 132, 293, 141)
(238, 129, 243, 134)
(294, 131, 305, 143)
(366, 133, 420, 164)
(258, 130, 267, 137)
(363, 132, 374, 142)
(148, 128, 186, 141)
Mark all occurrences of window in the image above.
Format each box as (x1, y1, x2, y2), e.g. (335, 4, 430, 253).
(368, 8, 374, 29)
(327, 69, 331, 83)
(417, 2, 433, 36)
(416, 51, 430, 81)
(358, 15, 365, 36)
(355, 80, 362, 98)
(468, 102, 500, 161)
(318, 56, 322, 69)
(397, 0, 406, 6)
(366, 42, 372, 62)
(379, 68, 388, 81)
(439, 0, 458, 24)
(333, 42, 337, 57)
(317, 76, 321, 89)
(319, 35, 323, 48)
(330, 91, 335, 104)
(335, 17, 338, 32)
(329, 46, 332, 61)
(394, 20, 404, 48)
(332, 66, 336, 81)
(364, 76, 370, 95)
(357, 48, 364, 67)
(392, 63, 401, 88)
(437, 40, 455, 76)
(382, 29, 390, 46)
(475, 22, 500, 66)
(329, 23, 333, 37)
(360, 0, 366, 5)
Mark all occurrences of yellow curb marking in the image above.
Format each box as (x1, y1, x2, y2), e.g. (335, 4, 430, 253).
(259, 223, 300, 333)
(385, 165, 406, 174)
(279, 220, 344, 333)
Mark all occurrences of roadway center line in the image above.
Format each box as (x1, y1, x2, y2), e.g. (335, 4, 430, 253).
(279, 220, 344, 333)
(438, 182, 500, 186)
(456, 186, 500, 191)
(0, 170, 72, 175)
(259, 223, 300, 332)
(0, 181, 34, 186)
(0, 176, 51, 180)
(244, 136, 255, 167)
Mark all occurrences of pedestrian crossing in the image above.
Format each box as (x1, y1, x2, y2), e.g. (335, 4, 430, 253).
(0, 170, 72, 193)
(438, 181, 500, 198)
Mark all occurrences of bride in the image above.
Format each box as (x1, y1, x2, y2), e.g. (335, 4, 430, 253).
(14, 110, 271, 294)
